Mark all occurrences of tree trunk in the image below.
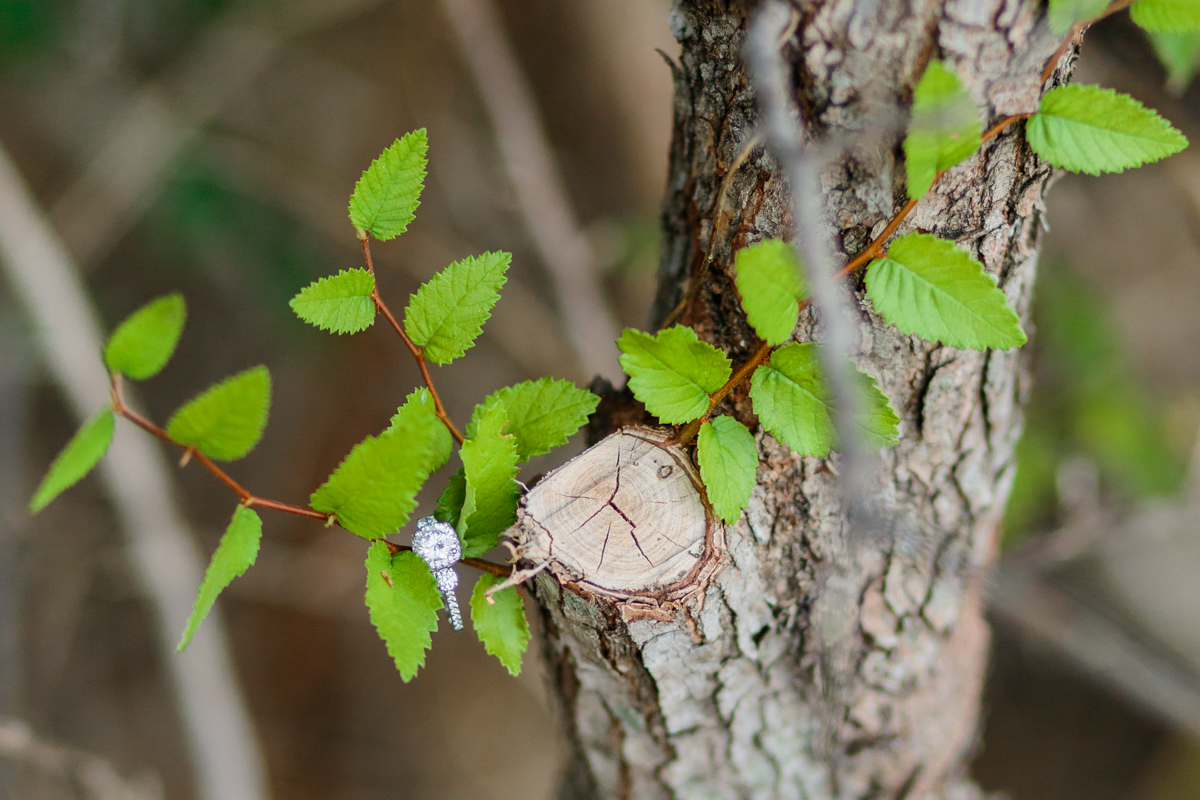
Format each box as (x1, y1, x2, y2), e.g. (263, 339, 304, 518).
(537, 1, 1064, 797)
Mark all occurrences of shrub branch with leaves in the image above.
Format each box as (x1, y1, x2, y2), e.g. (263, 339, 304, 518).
(29, 0, 1191, 683)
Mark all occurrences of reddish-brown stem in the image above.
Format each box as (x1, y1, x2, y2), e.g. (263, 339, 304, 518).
(833, 113, 1027, 283)
(676, 337, 775, 446)
(359, 236, 466, 445)
(244, 495, 331, 520)
(110, 373, 509, 575)
(1039, 0, 1137, 88)
(383, 540, 513, 578)
(1041, 23, 1084, 86)
(112, 374, 319, 513)
(677, 110, 1037, 445)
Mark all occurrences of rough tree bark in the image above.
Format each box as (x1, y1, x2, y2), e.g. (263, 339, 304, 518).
(534, 1, 1065, 797)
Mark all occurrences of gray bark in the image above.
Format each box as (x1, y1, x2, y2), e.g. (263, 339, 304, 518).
(535, 1, 1065, 797)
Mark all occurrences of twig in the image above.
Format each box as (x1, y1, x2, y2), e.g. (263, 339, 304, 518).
(676, 338, 774, 446)
(661, 133, 765, 329)
(0, 143, 269, 800)
(113, 373, 511, 575)
(1038, 0, 1138, 88)
(833, 113, 1027, 282)
(439, 0, 622, 381)
(383, 540, 512, 579)
(359, 237, 466, 444)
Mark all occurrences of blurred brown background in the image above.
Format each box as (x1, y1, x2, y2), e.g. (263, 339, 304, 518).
(2, 1, 1200, 798)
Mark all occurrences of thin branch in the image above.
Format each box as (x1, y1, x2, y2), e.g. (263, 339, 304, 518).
(115, 367, 509, 573)
(111, 374, 335, 519)
(833, 112, 1027, 282)
(676, 338, 774, 446)
(1038, 0, 1138, 88)
(360, 237, 466, 444)
(383, 540, 512, 578)
(661, 133, 765, 330)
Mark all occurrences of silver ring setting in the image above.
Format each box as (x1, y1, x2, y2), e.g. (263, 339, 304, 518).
(411, 516, 463, 630)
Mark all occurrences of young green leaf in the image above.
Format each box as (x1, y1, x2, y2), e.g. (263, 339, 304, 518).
(1047, 0, 1110, 33)
(1148, 31, 1200, 94)
(617, 326, 732, 424)
(104, 293, 186, 379)
(289, 269, 376, 334)
(749, 343, 899, 457)
(733, 239, 806, 346)
(459, 399, 520, 558)
(470, 574, 530, 676)
(403, 251, 510, 365)
(177, 505, 262, 652)
(1132, 0, 1200, 33)
(29, 406, 115, 513)
(865, 232, 1026, 350)
(465, 378, 599, 461)
(434, 468, 467, 529)
(309, 411, 442, 538)
(1026, 85, 1188, 175)
(904, 60, 982, 199)
(166, 366, 271, 461)
(387, 387, 453, 476)
(349, 130, 428, 241)
(697, 416, 758, 524)
(364, 542, 441, 681)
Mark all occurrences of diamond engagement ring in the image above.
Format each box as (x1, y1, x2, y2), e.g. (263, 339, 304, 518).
(411, 516, 463, 630)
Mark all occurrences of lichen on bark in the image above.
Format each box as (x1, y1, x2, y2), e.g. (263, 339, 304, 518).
(535, 0, 1066, 797)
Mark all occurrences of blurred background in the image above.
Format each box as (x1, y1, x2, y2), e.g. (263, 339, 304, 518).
(1, 1, 1200, 798)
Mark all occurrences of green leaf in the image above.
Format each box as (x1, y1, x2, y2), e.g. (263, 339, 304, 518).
(387, 387, 453, 477)
(1132, 0, 1200, 32)
(348, 130, 428, 241)
(903, 60, 982, 198)
(749, 343, 899, 457)
(309, 411, 442, 538)
(470, 574, 530, 676)
(177, 505, 262, 652)
(289, 269, 376, 334)
(459, 399, 520, 558)
(1026, 85, 1188, 175)
(617, 326, 732, 424)
(1148, 30, 1200, 93)
(1047, 0, 1110, 33)
(403, 251, 510, 365)
(865, 232, 1026, 350)
(434, 468, 467, 529)
(29, 406, 115, 513)
(697, 416, 758, 524)
(166, 366, 271, 461)
(104, 293, 186, 379)
(465, 378, 599, 461)
(733, 239, 806, 346)
(364, 542, 441, 681)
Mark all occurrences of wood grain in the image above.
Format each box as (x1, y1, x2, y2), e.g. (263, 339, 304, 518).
(518, 428, 708, 594)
